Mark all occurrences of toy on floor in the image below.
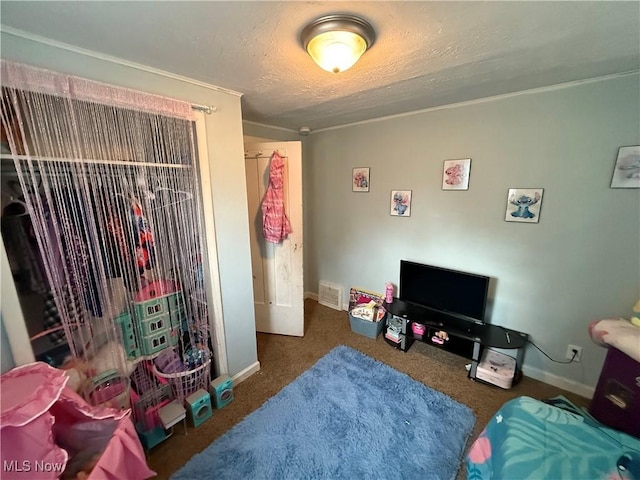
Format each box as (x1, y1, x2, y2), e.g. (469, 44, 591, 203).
(210, 375, 234, 409)
(185, 389, 212, 428)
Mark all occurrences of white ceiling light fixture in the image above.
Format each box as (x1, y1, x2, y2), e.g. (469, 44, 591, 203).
(300, 14, 376, 73)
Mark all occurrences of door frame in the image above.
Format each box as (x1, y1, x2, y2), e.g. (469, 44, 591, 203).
(244, 140, 304, 337)
(194, 111, 228, 375)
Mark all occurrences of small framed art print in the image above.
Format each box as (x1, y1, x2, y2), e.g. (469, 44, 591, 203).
(442, 158, 471, 190)
(610, 146, 640, 188)
(352, 167, 370, 192)
(505, 188, 544, 223)
(390, 190, 412, 216)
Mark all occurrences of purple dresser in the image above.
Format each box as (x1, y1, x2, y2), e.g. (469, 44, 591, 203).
(589, 347, 640, 438)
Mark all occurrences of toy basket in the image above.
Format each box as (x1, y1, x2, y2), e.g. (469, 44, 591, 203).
(152, 358, 211, 404)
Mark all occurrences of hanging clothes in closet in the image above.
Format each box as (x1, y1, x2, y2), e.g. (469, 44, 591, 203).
(261, 150, 292, 243)
(103, 183, 156, 293)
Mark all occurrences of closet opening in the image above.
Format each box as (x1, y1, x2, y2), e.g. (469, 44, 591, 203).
(1, 61, 224, 439)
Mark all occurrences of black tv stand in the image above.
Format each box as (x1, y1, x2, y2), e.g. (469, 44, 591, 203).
(383, 298, 528, 383)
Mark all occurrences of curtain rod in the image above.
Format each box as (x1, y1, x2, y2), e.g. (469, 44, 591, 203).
(191, 104, 217, 115)
(1, 154, 192, 169)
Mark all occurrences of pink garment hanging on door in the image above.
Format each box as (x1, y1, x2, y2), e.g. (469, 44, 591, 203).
(262, 151, 292, 243)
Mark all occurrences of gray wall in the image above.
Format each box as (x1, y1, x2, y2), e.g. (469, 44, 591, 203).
(304, 74, 640, 395)
(0, 31, 258, 377)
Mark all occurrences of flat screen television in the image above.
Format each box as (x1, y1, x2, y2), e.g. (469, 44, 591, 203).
(399, 260, 490, 324)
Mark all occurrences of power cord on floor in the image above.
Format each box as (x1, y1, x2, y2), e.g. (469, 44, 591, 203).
(527, 340, 578, 364)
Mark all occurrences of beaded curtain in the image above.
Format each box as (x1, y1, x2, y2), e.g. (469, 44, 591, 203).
(0, 61, 213, 410)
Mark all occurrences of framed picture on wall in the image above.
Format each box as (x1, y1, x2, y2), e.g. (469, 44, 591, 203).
(390, 190, 412, 216)
(442, 158, 471, 190)
(505, 188, 544, 223)
(352, 167, 370, 192)
(610, 146, 640, 188)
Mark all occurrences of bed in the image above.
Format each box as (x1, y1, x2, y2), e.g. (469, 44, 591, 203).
(466, 395, 640, 479)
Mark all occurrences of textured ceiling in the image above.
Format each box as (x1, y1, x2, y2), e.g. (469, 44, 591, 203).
(1, 1, 639, 132)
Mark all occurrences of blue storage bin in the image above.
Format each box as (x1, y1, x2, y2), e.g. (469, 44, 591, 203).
(349, 312, 385, 339)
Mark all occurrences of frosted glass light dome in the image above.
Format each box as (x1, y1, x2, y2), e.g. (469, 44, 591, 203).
(301, 15, 376, 74)
(306, 31, 368, 73)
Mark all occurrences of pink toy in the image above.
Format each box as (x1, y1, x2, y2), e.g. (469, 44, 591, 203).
(431, 330, 450, 345)
(0, 362, 155, 480)
(143, 399, 171, 430)
(412, 323, 426, 335)
(385, 283, 394, 303)
(133, 279, 179, 302)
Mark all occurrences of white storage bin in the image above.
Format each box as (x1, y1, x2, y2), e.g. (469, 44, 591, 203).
(476, 349, 516, 389)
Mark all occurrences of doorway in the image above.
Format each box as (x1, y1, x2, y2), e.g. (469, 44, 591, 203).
(244, 141, 304, 337)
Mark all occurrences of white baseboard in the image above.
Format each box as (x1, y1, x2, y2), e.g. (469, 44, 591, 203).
(523, 365, 595, 399)
(232, 361, 261, 385)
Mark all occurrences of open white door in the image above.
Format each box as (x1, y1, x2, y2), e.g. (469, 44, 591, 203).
(244, 142, 303, 336)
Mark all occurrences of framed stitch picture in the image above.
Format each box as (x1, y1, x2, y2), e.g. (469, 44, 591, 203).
(352, 167, 370, 192)
(610, 146, 640, 188)
(390, 190, 412, 216)
(505, 188, 544, 223)
(442, 158, 471, 190)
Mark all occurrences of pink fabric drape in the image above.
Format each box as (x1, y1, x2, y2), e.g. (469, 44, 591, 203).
(261, 151, 292, 243)
(1, 60, 194, 120)
(0, 362, 155, 480)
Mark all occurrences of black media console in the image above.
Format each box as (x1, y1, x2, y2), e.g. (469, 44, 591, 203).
(383, 298, 528, 383)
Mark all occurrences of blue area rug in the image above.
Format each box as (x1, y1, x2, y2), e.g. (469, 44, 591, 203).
(172, 345, 476, 480)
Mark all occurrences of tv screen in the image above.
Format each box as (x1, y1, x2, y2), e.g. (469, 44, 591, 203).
(399, 260, 489, 323)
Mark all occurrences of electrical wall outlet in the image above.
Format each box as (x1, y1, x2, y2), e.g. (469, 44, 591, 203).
(566, 344, 582, 362)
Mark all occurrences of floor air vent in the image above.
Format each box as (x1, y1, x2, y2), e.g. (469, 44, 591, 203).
(318, 282, 343, 310)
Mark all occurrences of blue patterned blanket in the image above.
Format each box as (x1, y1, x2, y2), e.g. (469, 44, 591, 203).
(466, 396, 640, 479)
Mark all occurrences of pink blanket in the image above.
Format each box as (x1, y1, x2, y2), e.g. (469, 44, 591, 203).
(0, 362, 155, 480)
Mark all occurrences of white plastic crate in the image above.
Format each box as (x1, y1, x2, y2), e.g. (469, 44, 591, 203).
(476, 349, 516, 389)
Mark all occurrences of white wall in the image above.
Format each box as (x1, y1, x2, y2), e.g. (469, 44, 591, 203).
(304, 74, 640, 397)
(0, 30, 258, 377)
